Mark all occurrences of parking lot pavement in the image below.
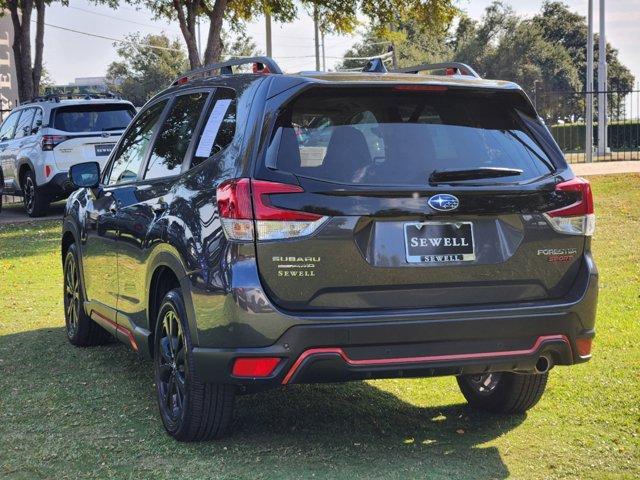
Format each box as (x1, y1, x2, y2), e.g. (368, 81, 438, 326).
(0, 196, 65, 224)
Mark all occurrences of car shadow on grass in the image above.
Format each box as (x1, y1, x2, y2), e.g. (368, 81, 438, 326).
(2, 326, 522, 479)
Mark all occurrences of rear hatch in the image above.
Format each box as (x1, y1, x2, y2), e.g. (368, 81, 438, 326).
(250, 86, 587, 311)
(48, 103, 135, 170)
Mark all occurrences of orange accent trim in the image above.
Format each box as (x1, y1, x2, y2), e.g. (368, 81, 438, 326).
(91, 310, 139, 352)
(281, 335, 570, 385)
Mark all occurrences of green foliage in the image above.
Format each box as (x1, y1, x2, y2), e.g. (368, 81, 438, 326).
(106, 33, 188, 106)
(550, 121, 640, 152)
(342, 1, 635, 123)
(0, 175, 639, 479)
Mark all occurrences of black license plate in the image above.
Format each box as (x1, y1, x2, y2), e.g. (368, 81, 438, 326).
(95, 144, 115, 156)
(404, 222, 475, 263)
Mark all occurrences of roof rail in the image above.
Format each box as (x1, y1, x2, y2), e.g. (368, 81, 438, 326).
(362, 57, 388, 73)
(23, 91, 121, 105)
(173, 56, 283, 85)
(394, 62, 481, 78)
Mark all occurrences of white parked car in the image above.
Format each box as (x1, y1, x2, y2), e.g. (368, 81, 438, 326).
(0, 95, 136, 216)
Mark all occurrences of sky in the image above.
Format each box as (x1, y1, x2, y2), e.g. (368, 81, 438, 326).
(41, 0, 640, 86)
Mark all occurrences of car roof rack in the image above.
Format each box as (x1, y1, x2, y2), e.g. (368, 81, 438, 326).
(24, 92, 121, 105)
(172, 56, 283, 85)
(393, 62, 481, 78)
(362, 57, 388, 73)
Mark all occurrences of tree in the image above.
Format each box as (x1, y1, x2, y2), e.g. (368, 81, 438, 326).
(38, 64, 54, 95)
(106, 31, 259, 106)
(532, 1, 634, 118)
(106, 33, 188, 106)
(339, 10, 456, 71)
(122, 0, 457, 70)
(0, 0, 66, 103)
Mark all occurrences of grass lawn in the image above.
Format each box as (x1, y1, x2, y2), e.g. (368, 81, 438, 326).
(0, 174, 638, 479)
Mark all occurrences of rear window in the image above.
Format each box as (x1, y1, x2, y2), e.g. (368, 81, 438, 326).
(53, 104, 135, 133)
(270, 88, 554, 186)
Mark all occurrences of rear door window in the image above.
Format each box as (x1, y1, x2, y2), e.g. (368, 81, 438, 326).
(144, 91, 209, 180)
(13, 108, 35, 139)
(191, 88, 236, 167)
(31, 108, 43, 134)
(270, 88, 554, 186)
(53, 104, 135, 133)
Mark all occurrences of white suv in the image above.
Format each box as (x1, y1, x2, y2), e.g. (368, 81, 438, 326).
(0, 95, 135, 216)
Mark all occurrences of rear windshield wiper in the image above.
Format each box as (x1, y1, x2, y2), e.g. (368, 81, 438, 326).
(429, 167, 523, 184)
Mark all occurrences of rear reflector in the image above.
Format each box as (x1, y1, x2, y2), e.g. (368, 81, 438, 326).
(575, 338, 593, 357)
(44, 165, 52, 178)
(216, 178, 329, 241)
(232, 357, 280, 377)
(545, 177, 595, 236)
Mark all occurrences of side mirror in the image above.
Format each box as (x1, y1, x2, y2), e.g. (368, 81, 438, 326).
(22, 125, 32, 136)
(69, 162, 100, 189)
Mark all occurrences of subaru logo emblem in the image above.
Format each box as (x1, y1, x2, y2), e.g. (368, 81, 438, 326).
(428, 194, 459, 211)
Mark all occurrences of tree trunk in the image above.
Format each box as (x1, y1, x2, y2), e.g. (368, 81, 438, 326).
(173, 0, 201, 69)
(33, 0, 46, 96)
(6, 0, 47, 103)
(8, 0, 35, 103)
(203, 0, 228, 65)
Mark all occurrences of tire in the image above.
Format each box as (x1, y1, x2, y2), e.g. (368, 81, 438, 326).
(457, 371, 549, 414)
(63, 243, 111, 346)
(154, 288, 235, 441)
(22, 169, 49, 217)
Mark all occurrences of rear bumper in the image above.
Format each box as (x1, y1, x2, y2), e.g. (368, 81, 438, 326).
(192, 253, 598, 390)
(38, 172, 74, 198)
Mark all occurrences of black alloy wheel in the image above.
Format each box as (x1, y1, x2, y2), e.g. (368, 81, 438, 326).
(23, 174, 35, 215)
(64, 251, 81, 339)
(156, 307, 187, 427)
(464, 372, 503, 396)
(154, 288, 235, 441)
(63, 244, 111, 347)
(22, 170, 48, 217)
(457, 370, 549, 414)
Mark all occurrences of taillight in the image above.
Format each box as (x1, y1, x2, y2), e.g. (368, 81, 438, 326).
(544, 177, 595, 236)
(216, 178, 329, 241)
(41, 135, 68, 151)
(393, 85, 448, 92)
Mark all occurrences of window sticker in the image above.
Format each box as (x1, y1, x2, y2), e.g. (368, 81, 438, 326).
(195, 99, 232, 158)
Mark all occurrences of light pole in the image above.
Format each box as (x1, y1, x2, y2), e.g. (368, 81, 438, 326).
(597, 0, 608, 156)
(313, 4, 320, 71)
(265, 10, 272, 57)
(586, 0, 594, 163)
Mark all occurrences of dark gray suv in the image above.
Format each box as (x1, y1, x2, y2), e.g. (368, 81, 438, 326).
(61, 57, 598, 441)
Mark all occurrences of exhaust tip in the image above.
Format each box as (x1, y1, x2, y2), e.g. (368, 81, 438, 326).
(535, 355, 552, 374)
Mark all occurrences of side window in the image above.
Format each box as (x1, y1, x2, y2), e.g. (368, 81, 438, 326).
(31, 108, 43, 134)
(144, 91, 209, 180)
(0, 111, 21, 141)
(106, 100, 167, 186)
(191, 89, 236, 168)
(14, 108, 36, 139)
